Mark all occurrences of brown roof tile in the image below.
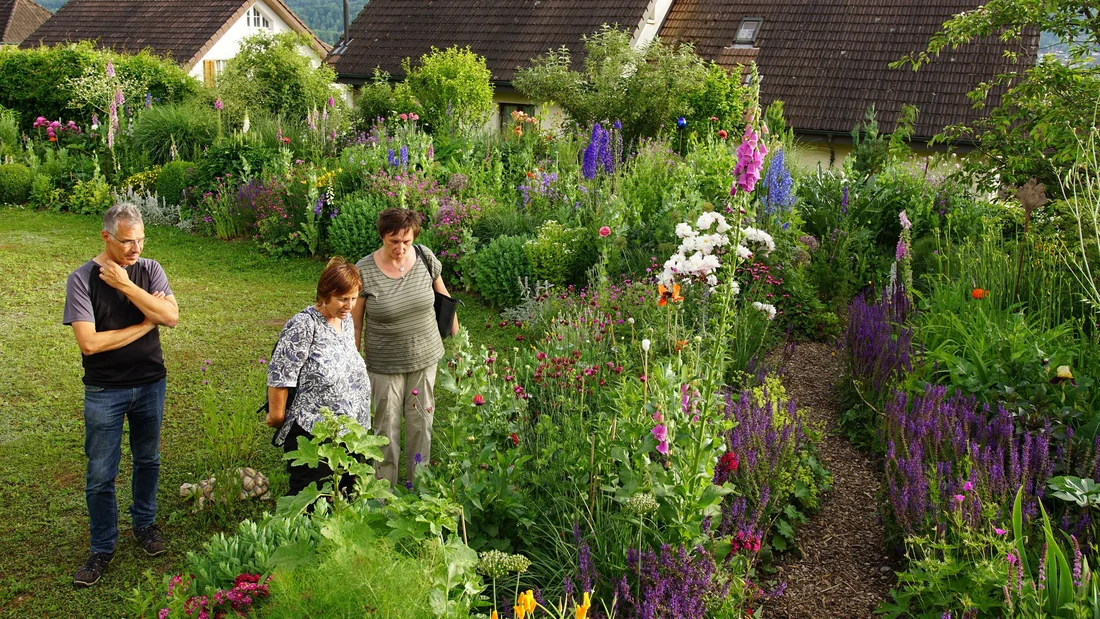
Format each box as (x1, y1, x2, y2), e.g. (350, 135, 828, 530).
(21, 0, 328, 68)
(659, 0, 1039, 138)
(0, 0, 51, 45)
(332, 0, 654, 83)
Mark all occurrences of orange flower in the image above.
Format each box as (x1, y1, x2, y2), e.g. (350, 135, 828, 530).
(657, 283, 683, 306)
(971, 288, 987, 300)
(675, 339, 689, 352)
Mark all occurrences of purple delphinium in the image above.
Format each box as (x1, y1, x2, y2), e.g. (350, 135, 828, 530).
(400, 144, 409, 167)
(582, 123, 603, 180)
(598, 124, 613, 174)
(841, 186, 849, 215)
(387, 148, 399, 167)
(762, 149, 794, 215)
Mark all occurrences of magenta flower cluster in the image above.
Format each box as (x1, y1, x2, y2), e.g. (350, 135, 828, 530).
(33, 116, 81, 140)
(730, 125, 767, 195)
(160, 572, 270, 619)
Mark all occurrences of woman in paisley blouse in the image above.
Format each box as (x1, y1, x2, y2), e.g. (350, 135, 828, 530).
(266, 257, 372, 495)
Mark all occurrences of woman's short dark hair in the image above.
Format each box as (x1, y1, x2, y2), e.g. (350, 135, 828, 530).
(317, 256, 362, 302)
(376, 208, 421, 240)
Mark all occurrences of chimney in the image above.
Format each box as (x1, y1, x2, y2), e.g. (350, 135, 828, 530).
(343, 0, 350, 46)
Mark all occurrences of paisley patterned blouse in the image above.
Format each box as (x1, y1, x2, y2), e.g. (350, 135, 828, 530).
(268, 306, 371, 446)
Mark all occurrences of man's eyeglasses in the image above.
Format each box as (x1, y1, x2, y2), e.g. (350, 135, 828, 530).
(107, 231, 146, 250)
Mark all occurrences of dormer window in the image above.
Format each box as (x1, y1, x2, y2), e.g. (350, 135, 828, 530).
(733, 18, 762, 46)
(246, 6, 271, 29)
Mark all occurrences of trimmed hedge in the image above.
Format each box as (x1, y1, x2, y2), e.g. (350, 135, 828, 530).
(0, 163, 32, 205)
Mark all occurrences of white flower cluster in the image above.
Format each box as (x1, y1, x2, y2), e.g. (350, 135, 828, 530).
(741, 227, 776, 256)
(752, 301, 777, 321)
(660, 214, 776, 290)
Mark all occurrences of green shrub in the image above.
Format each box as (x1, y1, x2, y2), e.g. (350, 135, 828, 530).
(0, 106, 18, 156)
(0, 43, 198, 130)
(523, 220, 595, 287)
(351, 69, 421, 132)
(328, 193, 387, 261)
(66, 175, 113, 215)
(28, 173, 59, 210)
(132, 103, 218, 164)
(0, 163, 32, 204)
(263, 519, 447, 619)
(472, 234, 532, 308)
(403, 45, 493, 134)
(197, 142, 277, 190)
(156, 160, 197, 206)
(514, 26, 710, 143)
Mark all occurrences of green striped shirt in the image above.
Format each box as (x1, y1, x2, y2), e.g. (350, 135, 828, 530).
(356, 246, 444, 374)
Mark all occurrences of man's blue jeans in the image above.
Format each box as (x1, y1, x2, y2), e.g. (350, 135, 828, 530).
(83, 379, 165, 554)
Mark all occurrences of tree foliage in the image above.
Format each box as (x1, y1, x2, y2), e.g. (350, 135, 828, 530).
(402, 46, 493, 134)
(896, 0, 1100, 186)
(514, 26, 746, 143)
(219, 31, 337, 122)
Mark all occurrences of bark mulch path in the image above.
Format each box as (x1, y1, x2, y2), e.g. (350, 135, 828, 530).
(762, 341, 894, 619)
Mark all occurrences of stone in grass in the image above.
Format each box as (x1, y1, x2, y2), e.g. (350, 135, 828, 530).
(180, 468, 271, 509)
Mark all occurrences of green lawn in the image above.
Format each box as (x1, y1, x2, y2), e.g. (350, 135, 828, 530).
(0, 209, 516, 618)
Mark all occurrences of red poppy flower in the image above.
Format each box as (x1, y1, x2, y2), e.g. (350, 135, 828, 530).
(971, 288, 987, 300)
(718, 130, 727, 140)
(510, 433, 519, 446)
(473, 394, 485, 406)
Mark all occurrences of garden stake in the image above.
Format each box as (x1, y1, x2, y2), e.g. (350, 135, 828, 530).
(460, 507, 469, 545)
(588, 434, 597, 513)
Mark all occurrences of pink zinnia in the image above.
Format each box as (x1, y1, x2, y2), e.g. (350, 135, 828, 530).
(599, 226, 611, 237)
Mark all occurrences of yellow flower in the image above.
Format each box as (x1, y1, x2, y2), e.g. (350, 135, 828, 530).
(514, 604, 526, 619)
(522, 590, 536, 614)
(491, 611, 499, 619)
(574, 591, 592, 618)
(1057, 365, 1074, 380)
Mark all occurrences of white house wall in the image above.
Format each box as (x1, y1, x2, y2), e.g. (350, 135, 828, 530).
(187, 0, 320, 81)
(632, 0, 674, 48)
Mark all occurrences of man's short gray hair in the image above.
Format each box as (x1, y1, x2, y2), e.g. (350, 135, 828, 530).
(103, 203, 144, 235)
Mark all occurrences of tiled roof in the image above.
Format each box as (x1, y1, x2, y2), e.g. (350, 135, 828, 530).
(21, 0, 328, 68)
(332, 0, 654, 83)
(659, 0, 1039, 138)
(0, 0, 51, 45)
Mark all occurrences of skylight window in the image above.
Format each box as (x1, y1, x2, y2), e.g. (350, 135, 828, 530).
(734, 18, 762, 45)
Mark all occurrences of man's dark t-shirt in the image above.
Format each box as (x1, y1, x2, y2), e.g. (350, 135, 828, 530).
(63, 258, 172, 388)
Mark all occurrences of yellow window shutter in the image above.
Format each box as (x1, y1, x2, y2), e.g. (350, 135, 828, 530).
(203, 61, 216, 87)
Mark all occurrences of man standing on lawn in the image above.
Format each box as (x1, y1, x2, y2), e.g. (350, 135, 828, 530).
(63, 203, 179, 587)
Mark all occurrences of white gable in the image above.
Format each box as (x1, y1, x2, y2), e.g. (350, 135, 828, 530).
(189, 0, 321, 82)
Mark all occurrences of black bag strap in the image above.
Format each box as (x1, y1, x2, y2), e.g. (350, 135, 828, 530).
(414, 244, 440, 282)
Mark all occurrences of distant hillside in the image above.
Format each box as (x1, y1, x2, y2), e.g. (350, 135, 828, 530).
(34, 0, 367, 44)
(285, 0, 367, 44)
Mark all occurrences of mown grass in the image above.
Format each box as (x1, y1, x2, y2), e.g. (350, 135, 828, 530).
(0, 209, 519, 618)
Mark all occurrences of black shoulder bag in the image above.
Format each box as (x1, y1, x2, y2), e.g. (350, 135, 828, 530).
(258, 320, 318, 447)
(416, 245, 460, 339)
